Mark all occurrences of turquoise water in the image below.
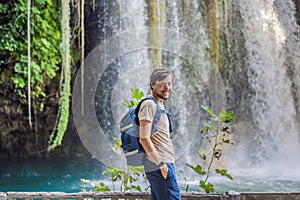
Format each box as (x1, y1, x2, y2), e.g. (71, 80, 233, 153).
(214, 177, 300, 193)
(1, 158, 300, 193)
(0, 158, 105, 192)
(183, 172, 300, 193)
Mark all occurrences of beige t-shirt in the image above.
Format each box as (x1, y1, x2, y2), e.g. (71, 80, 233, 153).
(138, 98, 175, 163)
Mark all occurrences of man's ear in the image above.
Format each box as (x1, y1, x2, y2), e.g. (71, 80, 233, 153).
(150, 83, 155, 90)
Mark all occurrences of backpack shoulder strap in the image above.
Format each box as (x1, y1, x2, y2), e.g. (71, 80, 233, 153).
(135, 97, 155, 114)
(146, 97, 172, 134)
(136, 97, 173, 135)
(165, 110, 173, 133)
(134, 97, 162, 135)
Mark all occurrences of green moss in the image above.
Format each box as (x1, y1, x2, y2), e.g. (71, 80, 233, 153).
(48, 0, 71, 149)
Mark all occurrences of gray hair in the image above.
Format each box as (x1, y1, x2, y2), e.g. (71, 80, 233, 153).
(150, 67, 174, 84)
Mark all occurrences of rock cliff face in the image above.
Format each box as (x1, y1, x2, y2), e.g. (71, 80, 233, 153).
(0, 1, 100, 160)
(296, 0, 300, 25)
(0, 81, 89, 159)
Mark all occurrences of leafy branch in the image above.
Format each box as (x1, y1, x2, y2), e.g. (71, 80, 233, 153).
(123, 87, 144, 108)
(80, 87, 147, 192)
(186, 106, 236, 193)
(103, 165, 143, 192)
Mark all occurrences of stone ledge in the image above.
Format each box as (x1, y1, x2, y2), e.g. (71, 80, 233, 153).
(1, 191, 300, 200)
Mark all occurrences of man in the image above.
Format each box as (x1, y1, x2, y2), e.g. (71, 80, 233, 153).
(138, 67, 181, 200)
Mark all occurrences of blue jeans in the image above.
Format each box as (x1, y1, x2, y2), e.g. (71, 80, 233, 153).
(145, 163, 181, 200)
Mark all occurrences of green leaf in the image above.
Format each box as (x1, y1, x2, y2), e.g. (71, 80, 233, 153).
(200, 125, 211, 134)
(222, 138, 231, 144)
(202, 106, 214, 116)
(131, 87, 144, 101)
(219, 110, 236, 123)
(130, 185, 142, 192)
(128, 165, 144, 174)
(113, 137, 122, 149)
(215, 169, 233, 180)
(11, 76, 25, 88)
(200, 180, 215, 193)
(94, 182, 111, 192)
(197, 152, 207, 160)
(80, 178, 90, 183)
(39, 102, 45, 112)
(123, 87, 145, 108)
(122, 98, 135, 108)
(14, 62, 27, 75)
(186, 164, 206, 175)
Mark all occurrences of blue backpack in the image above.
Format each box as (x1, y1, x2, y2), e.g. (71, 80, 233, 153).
(120, 97, 172, 166)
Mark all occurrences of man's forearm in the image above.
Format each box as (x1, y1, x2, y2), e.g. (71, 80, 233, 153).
(139, 137, 162, 165)
(139, 120, 163, 165)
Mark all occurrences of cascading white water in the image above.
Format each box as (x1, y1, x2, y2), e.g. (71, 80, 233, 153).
(78, 0, 300, 192)
(110, 0, 212, 166)
(228, 0, 300, 178)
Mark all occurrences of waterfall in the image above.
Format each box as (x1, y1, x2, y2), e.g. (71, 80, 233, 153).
(227, 0, 300, 178)
(75, 0, 300, 183)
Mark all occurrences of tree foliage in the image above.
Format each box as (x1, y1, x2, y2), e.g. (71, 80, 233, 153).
(0, 0, 61, 101)
(123, 87, 144, 108)
(0, 0, 76, 152)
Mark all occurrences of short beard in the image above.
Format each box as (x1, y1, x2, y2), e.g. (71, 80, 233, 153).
(157, 93, 168, 101)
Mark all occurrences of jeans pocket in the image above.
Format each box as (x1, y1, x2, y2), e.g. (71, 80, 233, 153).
(166, 163, 173, 180)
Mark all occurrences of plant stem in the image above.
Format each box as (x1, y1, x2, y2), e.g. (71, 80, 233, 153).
(204, 121, 219, 183)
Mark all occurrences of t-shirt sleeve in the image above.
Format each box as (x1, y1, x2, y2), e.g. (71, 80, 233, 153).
(138, 100, 157, 122)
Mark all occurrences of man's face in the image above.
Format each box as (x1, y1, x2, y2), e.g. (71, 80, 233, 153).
(152, 75, 173, 101)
